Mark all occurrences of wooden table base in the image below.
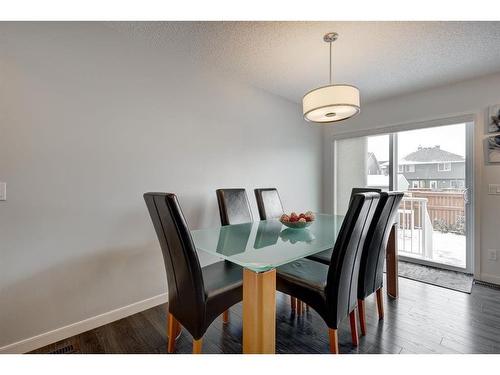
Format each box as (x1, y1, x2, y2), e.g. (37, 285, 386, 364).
(386, 224, 398, 299)
(242, 268, 276, 354)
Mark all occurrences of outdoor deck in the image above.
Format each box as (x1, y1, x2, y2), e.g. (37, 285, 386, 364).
(398, 229, 466, 268)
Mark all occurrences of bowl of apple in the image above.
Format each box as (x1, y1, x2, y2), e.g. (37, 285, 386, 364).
(280, 211, 315, 229)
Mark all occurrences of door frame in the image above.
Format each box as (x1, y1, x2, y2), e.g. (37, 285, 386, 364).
(331, 114, 475, 274)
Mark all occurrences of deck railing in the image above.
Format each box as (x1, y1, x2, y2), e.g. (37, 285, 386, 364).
(398, 190, 466, 260)
(408, 190, 465, 234)
(398, 196, 433, 258)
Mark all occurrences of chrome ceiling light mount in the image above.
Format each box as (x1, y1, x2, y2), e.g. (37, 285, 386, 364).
(303, 32, 360, 124)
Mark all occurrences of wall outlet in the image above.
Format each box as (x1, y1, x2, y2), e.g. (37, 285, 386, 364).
(488, 184, 500, 195)
(0, 182, 5, 201)
(488, 249, 498, 261)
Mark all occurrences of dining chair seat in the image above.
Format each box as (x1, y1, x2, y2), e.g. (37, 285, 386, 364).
(276, 259, 330, 319)
(306, 248, 332, 265)
(203, 261, 243, 322)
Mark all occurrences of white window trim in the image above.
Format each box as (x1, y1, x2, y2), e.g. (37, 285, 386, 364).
(438, 162, 451, 172)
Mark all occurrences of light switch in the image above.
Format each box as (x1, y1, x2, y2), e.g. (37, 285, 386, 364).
(488, 184, 500, 195)
(0, 182, 5, 201)
(488, 249, 498, 261)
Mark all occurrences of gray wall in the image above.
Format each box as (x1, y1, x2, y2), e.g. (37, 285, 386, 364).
(0, 23, 322, 350)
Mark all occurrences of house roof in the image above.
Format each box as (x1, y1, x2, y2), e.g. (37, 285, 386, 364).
(367, 152, 378, 161)
(400, 145, 464, 164)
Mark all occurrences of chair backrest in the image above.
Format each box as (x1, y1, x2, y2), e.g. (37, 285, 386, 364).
(358, 191, 404, 299)
(143, 192, 206, 332)
(325, 192, 380, 327)
(254, 188, 284, 220)
(216, 188, 253, 225)
(349, 187, 381, 206)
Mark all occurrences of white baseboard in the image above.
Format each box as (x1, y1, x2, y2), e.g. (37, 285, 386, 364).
(0, 293, 168, 354)
(477, 273, 500, 286)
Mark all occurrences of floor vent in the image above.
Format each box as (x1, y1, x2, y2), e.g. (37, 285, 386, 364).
(49, 344, 76, 354)
(474, 280, 500, 290)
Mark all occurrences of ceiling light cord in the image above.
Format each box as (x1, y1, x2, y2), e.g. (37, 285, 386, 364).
(329, 41, 333, 85)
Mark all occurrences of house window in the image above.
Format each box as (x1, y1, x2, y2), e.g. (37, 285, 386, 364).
(405, 164, 415, 173)
(430, 180, 438, 190)
(412, 181, 420, 189)
(438, 162, 451, 172)
(450, 180, 457, 189)
(398, 165, 404, 173)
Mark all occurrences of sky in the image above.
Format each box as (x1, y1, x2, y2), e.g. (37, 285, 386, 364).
(367, 123, 466, 162)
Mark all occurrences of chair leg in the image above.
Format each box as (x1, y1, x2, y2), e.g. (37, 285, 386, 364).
(223, 310, 229, 324)
(167, 313, 181, 353)
(297, 300, 303, 315)
(290, 296, 297, 312)
(349, 309, 359, 347)
(192, 338, 203, 354)
(358, 299, 367, 336)
(328, 328, 339, 354)
(376, 288, 384, 319)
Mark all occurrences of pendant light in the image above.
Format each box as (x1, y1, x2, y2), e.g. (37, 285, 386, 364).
(302, 32, 360, 124)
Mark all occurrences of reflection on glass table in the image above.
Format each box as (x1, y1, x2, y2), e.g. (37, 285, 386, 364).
(279, 228, 315, 244)
(254, 220, 282, 249)
(191, 214, 344, 272)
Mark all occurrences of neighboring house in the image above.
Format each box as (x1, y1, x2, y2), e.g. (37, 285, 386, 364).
(379, 160, 389, 176)
(398, 145, 465, 190)
(367, 152, 382, 175)
(366, 154, 409, 190)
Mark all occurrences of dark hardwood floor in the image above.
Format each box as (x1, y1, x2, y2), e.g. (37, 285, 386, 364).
(31, 277, 500, 354)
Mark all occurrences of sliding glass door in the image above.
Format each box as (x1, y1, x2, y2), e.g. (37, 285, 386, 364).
(333, 121, 473, 273)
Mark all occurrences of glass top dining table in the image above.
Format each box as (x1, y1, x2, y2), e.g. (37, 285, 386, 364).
(190, 212, 398, 354)
(191, 214, 344, 272)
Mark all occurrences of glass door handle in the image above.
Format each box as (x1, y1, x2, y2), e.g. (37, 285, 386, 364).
(463, 188, 470, 204)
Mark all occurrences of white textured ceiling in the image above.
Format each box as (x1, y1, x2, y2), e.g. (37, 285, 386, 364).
(107, 21, 500, 104)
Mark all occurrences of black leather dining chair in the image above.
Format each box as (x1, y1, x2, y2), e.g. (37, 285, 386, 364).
(308, 187, 382, 265)
(254, 187, 302, 313)
(357, 191, 403, 335)
(215, 188, 252, 323)
(216, 188, 253, 225)
(276, 192, 380, 353)
(254, 188, 284, 220)
(144, 192, 243, 354)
